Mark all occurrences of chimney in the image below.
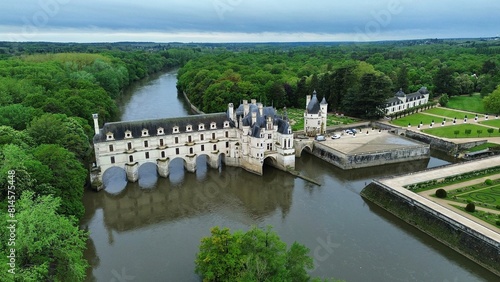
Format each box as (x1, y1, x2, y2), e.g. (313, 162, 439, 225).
(243, 100, 249, 116)
(306, 95, 311, 107)
(258, 103, 263, 116)
(251, 99, 257, 105)
(251, 112, 257, 125)
(228, 103, 234, 120)
(92, 114, 100, 135)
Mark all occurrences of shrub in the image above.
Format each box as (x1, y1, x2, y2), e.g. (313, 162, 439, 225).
(496, 205, 500, 210)
(465, 203, 476, 212)
(435, 189, 447, 198)
(485, 179, 493, 185)
(496, 220, 500, 226)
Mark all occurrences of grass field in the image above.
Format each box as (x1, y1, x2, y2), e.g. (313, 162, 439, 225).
(423, 124, 500, 138)
(446, 94, 486, 113)
(481, 119, 500, 128)
(425, 107, 483, 119)
(468, 143, 500, 152)
(390, 113, 437, 127)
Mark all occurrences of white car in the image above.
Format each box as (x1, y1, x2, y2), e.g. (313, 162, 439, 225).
(331, 134, 341, 139)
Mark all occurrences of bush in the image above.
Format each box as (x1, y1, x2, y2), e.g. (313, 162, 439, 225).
(435, 189, 447, 198)
(465, 203, 476, 212)
(496, 205, 500, 210)
(496, 220, 500, 226)
(484, 179, 493, 185)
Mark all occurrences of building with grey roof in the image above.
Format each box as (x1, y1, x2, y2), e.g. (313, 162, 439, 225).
(385, 87, 430, 115)
(304, 90, 328, 136)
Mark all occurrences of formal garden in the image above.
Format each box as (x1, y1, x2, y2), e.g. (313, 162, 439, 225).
(403, 166, 500, 228)
(279, 107, 357, 131)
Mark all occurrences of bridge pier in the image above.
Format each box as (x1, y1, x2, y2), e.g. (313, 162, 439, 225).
(125, 162, 139, 182)
(207, 155, 220, 169)
(157, 158, 169, 178)
(185, 155, 197, 172)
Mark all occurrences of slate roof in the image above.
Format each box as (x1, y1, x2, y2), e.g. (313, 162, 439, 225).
(94, 113, 230, 143)
(306, 92, 320, 114)
(235, 103, 291, 137)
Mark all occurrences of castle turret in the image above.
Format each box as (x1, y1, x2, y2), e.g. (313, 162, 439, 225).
(92, 113, 100, 135)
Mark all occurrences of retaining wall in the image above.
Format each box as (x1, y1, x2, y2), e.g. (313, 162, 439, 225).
(361, 182, 500, 276)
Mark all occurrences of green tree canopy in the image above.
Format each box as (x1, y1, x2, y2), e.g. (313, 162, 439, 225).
(0, 191, 88, 281)
(195, 226, 315, 282)
(483, 85, 500, 114)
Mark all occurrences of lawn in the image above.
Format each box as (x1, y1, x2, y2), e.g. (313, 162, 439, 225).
(481, 119, 500, 128)
(389, 113, 437, 127)
(468, 143, 500, 152)
(424, 107, 483, 119)
(423, 124, 500, 138)
(446, 94, 487, 114)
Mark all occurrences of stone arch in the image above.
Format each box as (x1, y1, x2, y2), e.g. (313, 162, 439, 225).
(298, 145, 313, 157)
(137, 162, 158, 189)
(101, 166, 127, 195)
(168, 157, 187, 185)
(263, 155, 278, 171)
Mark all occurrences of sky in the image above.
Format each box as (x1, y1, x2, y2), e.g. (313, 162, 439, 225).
(0, 0, 499, 43)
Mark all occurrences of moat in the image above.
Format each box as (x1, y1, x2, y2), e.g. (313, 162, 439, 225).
(81, 70, 498, 281)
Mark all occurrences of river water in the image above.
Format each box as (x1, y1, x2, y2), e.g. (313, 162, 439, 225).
(81, 70, 497, 281)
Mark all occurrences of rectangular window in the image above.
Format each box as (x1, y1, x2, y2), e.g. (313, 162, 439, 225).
(175, 137, 179, 144)
(213, 144, 217, 151)
(226, 141, 229, 148)
(110, 156, 115, 164)
(144, 140, 149, 147)
(188, 136, 192, 143)
(176, 148, 179, 155)
(129, 155, 134, 162)
(145, 152, 150, 159)
(127, 142, 132, 150)
(109, 144, 114, 152)
(201, 145, 205, 151)
(212, 133, 216, 140)
(225, 131, 229, 138)
(268, 134, 272, 139)
(200, 134, 204, 141)
(159, 139, 164, 146)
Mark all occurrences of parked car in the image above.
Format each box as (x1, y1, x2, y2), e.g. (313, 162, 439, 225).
(331, 134, 341, 139)
(344, 129, 353, 135)
(315, 135, 326, 141)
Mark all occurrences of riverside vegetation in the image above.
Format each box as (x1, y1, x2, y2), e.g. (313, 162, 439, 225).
(0, 39, 499, 280)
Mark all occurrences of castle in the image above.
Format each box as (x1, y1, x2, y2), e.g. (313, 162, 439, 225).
(92, 98, 296, 186)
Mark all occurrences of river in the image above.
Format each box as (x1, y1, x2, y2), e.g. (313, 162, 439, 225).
(81, 70, 497, 281)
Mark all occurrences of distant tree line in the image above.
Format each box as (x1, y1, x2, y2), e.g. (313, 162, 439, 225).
(177, 40, 500, 118)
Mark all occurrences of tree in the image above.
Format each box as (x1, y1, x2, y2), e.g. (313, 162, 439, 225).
(483, 85, 500, 114)
(477, 129, 483, 137)
(0, 191, 88, 281)
(454, 130, 460, 137)
(434, 66, 456, 96)
(439, 93, 449, 107)
(32, 144, 86, 217)
(195, 226, 315, 282)
(465, 129, 472, 137)
(487, 128, 494, 136)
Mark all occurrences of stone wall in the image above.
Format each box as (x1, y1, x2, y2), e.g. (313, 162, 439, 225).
(182, 91, 204, 114)
(372, 122, 487, 155)
(361, 182, 500, 276)
(312, 142, 430, 169)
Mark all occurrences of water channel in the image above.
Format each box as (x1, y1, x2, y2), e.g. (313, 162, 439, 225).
(81, 69, 497, 281)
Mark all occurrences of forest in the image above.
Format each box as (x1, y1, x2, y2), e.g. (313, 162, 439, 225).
(177, 39, 500, 119)
(0, 42, 200, 281)
(0, 39, 499, 281)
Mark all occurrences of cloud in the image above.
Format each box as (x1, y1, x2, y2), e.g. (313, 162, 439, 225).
(0, 0, 498, 42)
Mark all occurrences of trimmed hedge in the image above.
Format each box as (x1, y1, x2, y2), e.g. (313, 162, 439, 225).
(466, 203, 476, 212)
(436, 188, 447, 198)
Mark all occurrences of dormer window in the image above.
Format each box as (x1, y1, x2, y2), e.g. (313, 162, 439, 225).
(198, 123, 205, 130)
(173, 126, 179, 133)
(106, 132, 114, 140)
(142, 129, 149, 137)
(223, 121, 229, 128)
(186, 125, 192, 132)
(210, 122, 217, 129)
(124, 130, 132, 139)
(157, 127, 164, 135)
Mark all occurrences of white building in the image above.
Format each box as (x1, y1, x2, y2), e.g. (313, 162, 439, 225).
(92, 99, 295, 186)
(304, 90, 328, 136)
(385, 87, 430, 115)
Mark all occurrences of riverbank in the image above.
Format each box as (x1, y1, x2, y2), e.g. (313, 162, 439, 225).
(361, 156, 500, 276)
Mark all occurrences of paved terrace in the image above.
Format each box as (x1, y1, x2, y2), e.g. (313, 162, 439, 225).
(321, 129, 426, 155)
(376, 155, 500, 243)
